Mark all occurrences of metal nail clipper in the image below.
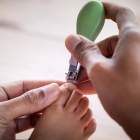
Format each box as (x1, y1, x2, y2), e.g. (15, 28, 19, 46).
(66, 56, 81, 85)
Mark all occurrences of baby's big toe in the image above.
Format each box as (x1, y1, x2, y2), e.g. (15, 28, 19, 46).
(54, 83, 77, 106)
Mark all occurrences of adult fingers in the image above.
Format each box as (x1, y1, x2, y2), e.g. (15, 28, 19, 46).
(0, 80, 65, 102)
(1, 114, 41, 139)
(97, 35, 118, 57)
(2, 114, 41, 137)
(78, 67, 88, 83)
(103, 2, 140, 60)
(69, 35, 117, 94)
(75, 35, 118, 94)
(102, 2, 139, 34)
(14, 114, 41, 133)
(67, 35, 118, 84)
(69, 35, 118, 84)
(0, 83, 60, 126)
(77, 80, 96, 95)
(77, 67, 95, 94)
(65, 34, 108, 73)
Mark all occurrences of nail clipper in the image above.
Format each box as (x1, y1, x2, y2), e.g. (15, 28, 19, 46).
(66, 56, 81, 85)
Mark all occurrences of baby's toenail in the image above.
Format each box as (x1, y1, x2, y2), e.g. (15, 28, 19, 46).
(74, 89, 83, 94)
(64, 83, 77, 92)
(83, 96, 89, 102)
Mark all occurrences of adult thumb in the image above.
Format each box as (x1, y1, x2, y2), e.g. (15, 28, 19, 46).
(65, 34, 107, 72)
(0, 83, 60, 125)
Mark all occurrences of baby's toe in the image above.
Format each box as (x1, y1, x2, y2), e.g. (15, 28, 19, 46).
(75, 96, 89, 118)
(81, 108, 93, 124)
(53, 83, 77, 106)
(65, 89, 83, 112)
(84, 118, 97, 139)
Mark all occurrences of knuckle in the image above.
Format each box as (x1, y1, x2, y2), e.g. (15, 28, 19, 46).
(117, 6, 132, 16)
(0, 104, 10, 125)
(117, 6, 140, 35)
(23, 88, 46, 107)
(123, 28, 140, 41)
(76, 42, 98, 63)
(127, 29, 140, 36)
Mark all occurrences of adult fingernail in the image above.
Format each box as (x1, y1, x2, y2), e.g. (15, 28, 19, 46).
(65, 34, 82, 52)
(42, 83, 60, 99)
(63, 83, 77, 92)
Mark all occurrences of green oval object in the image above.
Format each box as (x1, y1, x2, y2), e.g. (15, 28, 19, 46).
(77, 0, 105, 41)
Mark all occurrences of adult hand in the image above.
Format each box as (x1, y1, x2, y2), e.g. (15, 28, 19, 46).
(65, 2, 140, 139)
(0, 80, 64, 140)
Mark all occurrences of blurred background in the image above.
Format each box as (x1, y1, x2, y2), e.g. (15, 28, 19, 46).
(0, 0, 139, 139)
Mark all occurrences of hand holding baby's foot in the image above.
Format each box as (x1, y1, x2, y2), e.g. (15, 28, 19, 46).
(29, 83, 96, 140)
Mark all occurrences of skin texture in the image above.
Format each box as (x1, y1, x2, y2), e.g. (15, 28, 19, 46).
(65, 2, 140, 140)
(0, 80, 64, 140)
(29, 83, 96, 140)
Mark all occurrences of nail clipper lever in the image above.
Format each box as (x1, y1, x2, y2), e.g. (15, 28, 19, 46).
(66, 56, 81, 85)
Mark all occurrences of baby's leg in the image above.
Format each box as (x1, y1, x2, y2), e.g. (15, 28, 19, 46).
(29, 83, 96, 140)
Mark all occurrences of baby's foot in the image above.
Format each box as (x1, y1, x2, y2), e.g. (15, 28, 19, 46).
(29, 83, 96, 140)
